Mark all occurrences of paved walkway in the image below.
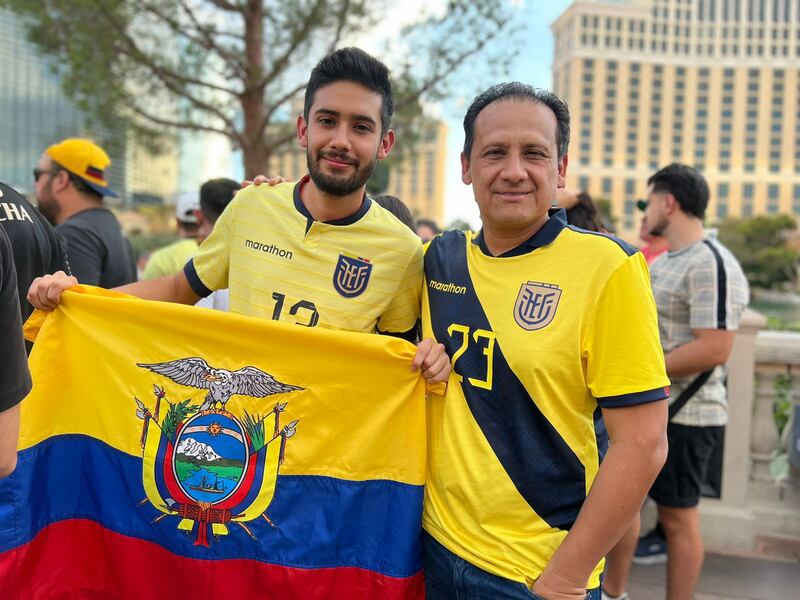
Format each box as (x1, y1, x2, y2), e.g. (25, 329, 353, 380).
(626, 551, 800, 599)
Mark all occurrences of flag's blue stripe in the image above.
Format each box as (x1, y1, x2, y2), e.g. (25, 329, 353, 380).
(0, 434, 423, 578)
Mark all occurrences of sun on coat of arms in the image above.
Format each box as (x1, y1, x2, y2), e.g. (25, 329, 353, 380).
(132, 357, 303, 547)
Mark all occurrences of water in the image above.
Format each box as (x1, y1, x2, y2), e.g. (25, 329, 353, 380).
(750, 299, 800, 327)
(180, 466, 241, 503)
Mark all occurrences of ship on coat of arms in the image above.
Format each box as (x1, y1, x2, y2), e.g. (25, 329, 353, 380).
(132, 357, 303, 547)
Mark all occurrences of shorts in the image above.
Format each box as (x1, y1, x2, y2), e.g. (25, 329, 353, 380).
(649, 422, 724, 508)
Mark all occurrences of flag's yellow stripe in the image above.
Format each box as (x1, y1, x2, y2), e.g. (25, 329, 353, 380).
(21, 286, 426, 486)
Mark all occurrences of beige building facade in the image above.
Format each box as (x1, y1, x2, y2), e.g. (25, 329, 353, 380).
(552, 0, 800, 238)
(268, 119, 447, 225)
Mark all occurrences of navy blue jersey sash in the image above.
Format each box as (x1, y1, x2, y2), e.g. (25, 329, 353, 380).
(425, 232, 586, 531)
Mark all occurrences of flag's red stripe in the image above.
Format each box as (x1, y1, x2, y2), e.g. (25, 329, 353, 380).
(0, 519, 424, 599)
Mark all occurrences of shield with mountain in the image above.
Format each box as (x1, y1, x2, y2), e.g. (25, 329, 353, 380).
(132, 357, 303, 547)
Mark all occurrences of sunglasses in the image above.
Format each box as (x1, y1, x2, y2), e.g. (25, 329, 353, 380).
(33, 168, 59, 182)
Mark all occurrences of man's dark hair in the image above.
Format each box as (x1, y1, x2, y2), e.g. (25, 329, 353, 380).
(647, 163, 709, 219)
(462, 82, 570, 160)
(199, 178, 239, 223)
(566, 192, 605, 232)
(51, 162, 102, 201)
(415, 218, 440, 235)
(375, 195, 415, 232)
(304, 47, 394, 136)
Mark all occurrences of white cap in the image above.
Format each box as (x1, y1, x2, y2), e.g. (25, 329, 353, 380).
(174, 191, 200, 224)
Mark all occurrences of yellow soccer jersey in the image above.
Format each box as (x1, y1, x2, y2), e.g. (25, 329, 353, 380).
(421, 210, 669, 589)
(185, 177, 423, 334)
(143, 238, 197, 280)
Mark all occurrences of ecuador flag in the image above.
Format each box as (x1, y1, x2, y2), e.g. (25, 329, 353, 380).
(0, 286, 426, 599)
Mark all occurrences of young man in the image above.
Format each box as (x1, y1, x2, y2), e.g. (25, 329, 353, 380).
(28, 47, 448, 380)
(639, 164, 749, 600)
(33, 138, 136, 287)
(420, 83, 670, 600)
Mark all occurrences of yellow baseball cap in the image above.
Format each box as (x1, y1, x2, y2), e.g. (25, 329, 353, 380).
(45, 138, 118, 198)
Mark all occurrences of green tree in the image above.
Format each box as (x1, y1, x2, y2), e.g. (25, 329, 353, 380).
(447, 218, 473, 232)
(717, 215, 800, 289)
(2, 0, 518, 177)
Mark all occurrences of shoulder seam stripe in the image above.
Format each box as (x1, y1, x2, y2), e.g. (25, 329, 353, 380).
(565, 225, 638, 257)
(702, 239, 728, 329)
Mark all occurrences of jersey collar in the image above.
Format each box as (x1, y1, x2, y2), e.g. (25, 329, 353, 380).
(473, 208, 568, 257)
(293, 175, 372, 229)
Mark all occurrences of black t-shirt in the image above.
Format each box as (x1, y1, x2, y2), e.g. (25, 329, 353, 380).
(0, 226, 32, 412)
(56, 207, 137, 288)
(0, 182, 69, 323)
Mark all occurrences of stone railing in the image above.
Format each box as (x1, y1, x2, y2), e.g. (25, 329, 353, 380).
(695, 310, 800, 550)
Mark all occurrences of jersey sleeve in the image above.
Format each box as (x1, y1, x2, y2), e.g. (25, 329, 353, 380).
(583, 252, 670, 408)
(183, 199, 234, 298)
(376, 242, 424, 334)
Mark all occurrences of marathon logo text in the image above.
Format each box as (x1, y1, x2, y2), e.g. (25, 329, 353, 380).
(245, 239, 293, 260)
(428, 280, 467, 295)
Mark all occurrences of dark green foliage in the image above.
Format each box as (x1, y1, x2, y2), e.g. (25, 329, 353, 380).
(717, 215, 800, 289)
(772, 373, 792, 439)
(366, 162, 390, 197)
(447, 218, 473, 232)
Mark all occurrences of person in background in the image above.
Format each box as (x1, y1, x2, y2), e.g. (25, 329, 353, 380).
(637, 200, 669, 265)
(33, 138, 136, 287)
(632, 164, 749, 600)
(556, 189, 607, 233)
(142, 192, 201, 280)
(376, 195, 415, 232)
(0, 181, 69, 326)
(416, 218, 441, 242)
(193, 178, 241, 311)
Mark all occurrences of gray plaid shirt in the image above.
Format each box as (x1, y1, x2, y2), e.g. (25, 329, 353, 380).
(650, 238, 749, 426)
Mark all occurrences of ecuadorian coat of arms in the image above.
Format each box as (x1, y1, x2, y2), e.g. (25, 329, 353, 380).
(132, 357, 303, 547)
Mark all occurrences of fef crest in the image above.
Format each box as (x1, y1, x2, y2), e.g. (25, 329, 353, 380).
(513, 281, 562, 331)
(333, 253, 372, 298)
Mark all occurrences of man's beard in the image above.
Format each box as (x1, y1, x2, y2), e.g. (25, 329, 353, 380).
(36, 182, 59, 225)
(308, 149, 377, 196)
(647, 215, 669, 237)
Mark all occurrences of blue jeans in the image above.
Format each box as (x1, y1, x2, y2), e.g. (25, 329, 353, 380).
(423, 531, 600, 600)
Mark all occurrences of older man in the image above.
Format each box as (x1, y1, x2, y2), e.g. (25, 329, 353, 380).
(420, 83, 670, 600)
